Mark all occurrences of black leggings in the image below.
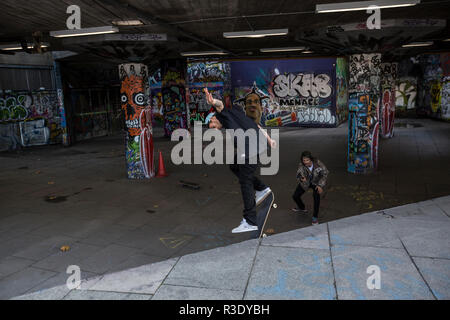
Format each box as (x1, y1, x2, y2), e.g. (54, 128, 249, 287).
(229, 163, 267, 226)
(292, 183, 320, 218)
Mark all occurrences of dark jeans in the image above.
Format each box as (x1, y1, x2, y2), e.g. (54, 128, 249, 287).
(292, 183, 320, 218)
(229, 163, 267, 226)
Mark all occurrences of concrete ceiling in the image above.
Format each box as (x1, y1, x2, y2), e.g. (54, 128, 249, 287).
(0, 0, 449, 67)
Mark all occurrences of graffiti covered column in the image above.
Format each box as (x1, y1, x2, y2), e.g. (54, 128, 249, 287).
(54, 61, 70, 146)
(161, 59, 189, 137)
(380, 62, 398, 138)
(348, 53, 381, 174)
(119, 63, 154, 179)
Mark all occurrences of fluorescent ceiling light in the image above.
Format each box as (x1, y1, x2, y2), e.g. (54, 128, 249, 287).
(302, 50, 314, 54)
(316, 0, 420, 13)
(112, 20, 144, 26)
(443, 38, 450, 42)
(50, 26, 119, 38)
(260, 46, 307, 53)
(223, 29, 288, 38)
(0, 43, 49, 50)
(402, 41, 433, 47)
(180, 51, 227, 56)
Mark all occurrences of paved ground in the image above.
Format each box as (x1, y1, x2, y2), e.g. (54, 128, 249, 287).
(9, 195, 450, 300)
(0, 118, 449, 299)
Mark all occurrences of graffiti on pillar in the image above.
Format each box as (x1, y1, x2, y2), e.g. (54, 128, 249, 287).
(162, 85, 188, 135)
(441, 76, 450, 120)
(395, 79, 417, 110)
(161, 60, 189, 136)
(150, 88, 164, 126)
(336, 57, 349, 124)
(380, 63, 397, 138)
(348, 54, 381, 174)
(119, 63, 154, 179)
(348, 93, 379, 174)
(381, 86, 395, 138)
(349, 54, 381, 93)
(429, 80, 442, 114)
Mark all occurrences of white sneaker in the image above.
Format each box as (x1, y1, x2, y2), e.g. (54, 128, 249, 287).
(255, 187, 272, 206)
(232, 218, 258, 233)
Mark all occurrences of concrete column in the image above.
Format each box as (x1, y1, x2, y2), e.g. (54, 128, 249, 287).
(380, 62, 398, 138)
(348, 53, 381, 174)
(119, 63, 154, 179)
(161, 59, 189, 137)
(53, 61, 70, 146)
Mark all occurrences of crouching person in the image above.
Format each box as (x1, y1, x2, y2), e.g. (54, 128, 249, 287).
(292, 151, 328, 225)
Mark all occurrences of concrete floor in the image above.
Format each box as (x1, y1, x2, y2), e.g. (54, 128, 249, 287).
(0, 118, 449, 299)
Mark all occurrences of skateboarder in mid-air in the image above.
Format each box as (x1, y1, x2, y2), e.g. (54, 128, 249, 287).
(204, 88, 276, 233)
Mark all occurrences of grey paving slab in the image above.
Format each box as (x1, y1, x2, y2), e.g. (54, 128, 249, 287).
(0, 267, 57, 300)
(0, 234, 47, 260)
(431, 195, 450, 206)
(328, 212, 403, 249)
(63, 289, 152, 300)
(78, 244, 140, 274)
(245, 246, 335, 300)
(332, 245, 435, 300)
(12, 235, 80, 261)
(388, 216, 450, 239)
(79, 223, 136, 247)
(433, 197, 450, 217)
(32, 242, 103, 273)
(88, 258, 178, 294)
(413, 257, 450, 300)
(0, 256, 35, 279)
(384, 202, 449, 221)
(401, 227, 450, 259)
(108, 254, 166, 273)
(10, 285, 70, 300)
(260, 223, 329, 250)
(163, 240, 259, 291)
(153, 285, 243, 300)
(0, 213, 53, 233)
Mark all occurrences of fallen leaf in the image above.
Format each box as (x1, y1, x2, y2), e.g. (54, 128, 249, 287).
(60, 245, 70, 252)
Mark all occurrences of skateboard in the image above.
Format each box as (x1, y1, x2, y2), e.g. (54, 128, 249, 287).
(179, 180, 200, 190)
(251, 191, 276, 239)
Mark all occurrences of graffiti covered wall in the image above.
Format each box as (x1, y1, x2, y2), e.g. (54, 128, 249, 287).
(416, 53, 450, 120)
(186, 61, 231, 125)
(230, 58, 337, 127)
(348, 53, 381, 174)
(119, 63, 154, 179)
(0, 90, 63, 151)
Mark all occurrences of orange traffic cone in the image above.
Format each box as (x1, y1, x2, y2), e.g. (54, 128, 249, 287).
(156, 150, 168, 177)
